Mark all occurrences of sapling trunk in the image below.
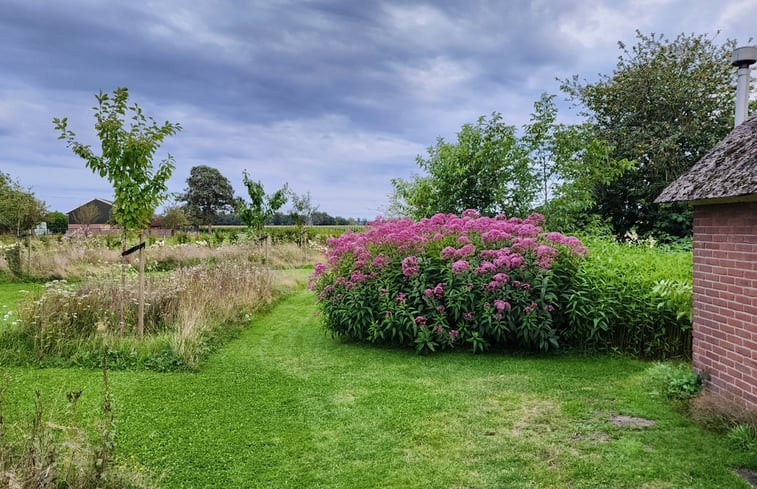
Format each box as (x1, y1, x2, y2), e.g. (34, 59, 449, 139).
(138, 229, 145, 337)
(119, 229, 126, 336)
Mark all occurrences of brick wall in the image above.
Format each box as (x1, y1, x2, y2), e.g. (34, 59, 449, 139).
(692, 201, 757, 408)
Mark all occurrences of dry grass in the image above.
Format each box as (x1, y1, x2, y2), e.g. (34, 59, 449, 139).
(0, 236, 322, 280)
(689, 392, 757, 433)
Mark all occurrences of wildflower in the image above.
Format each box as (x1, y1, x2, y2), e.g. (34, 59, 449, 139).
(463, 312, 474, 321)
(433, 283, 445, 298)
(436, 305, 446, 313)
(454, 244, 476, 258)
(415, 316, 428, 327)
(440, 246, 456, 260)
(396, 292, 406, 303)
(451, 260, 470, 275)
(401, 256, 420, 277)
(449, 329, 459, 340)
(433, 324, 443, 334)
(493, 299, 511, 312)
(492, 273, 509, 283)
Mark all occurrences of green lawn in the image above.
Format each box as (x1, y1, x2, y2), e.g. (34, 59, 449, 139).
(0, 286, 754, 488)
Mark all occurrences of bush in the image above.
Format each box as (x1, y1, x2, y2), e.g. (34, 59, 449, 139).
(564, 237, 692, 358)
(643, 363, 702, 401)
(310, 211, 587, 353)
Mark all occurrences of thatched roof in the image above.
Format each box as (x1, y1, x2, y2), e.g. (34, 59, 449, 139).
(656, 114, 757, 203)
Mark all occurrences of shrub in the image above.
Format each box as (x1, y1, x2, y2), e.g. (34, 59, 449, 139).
(310, 210, 587, 353)
(642, 363, 702, 401)
(564, 237, 692, 358)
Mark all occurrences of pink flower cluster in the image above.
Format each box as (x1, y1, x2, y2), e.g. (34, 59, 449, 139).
(312, 211, 586, 288)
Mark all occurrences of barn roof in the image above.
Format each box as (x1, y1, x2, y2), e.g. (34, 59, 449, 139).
(656, 114, 757, 203)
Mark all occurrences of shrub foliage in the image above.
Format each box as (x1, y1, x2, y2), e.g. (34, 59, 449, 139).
(311, 210, 587, 353)
(312, 212, 694, 357)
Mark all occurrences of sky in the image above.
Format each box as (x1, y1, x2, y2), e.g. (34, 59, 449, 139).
(1, 0, 756, 220)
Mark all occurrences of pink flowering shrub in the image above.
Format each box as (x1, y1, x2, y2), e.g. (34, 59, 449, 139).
(310, 210, 588, 353)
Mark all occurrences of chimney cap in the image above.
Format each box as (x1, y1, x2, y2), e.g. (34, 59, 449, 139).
(732, 46, 757, 67)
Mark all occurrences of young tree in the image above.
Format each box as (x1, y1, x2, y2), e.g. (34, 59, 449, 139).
(561, 31, 738, 238)
(179, 165, 235, 232)
(54, 87, 181, 337)
(391, 113, 533, 218)
(236, 170, 288, 237)
(522, 94, 632, 230)
(161, 205, 190, 235)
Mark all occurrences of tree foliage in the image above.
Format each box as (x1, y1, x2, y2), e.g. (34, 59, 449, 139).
(161, 205, 190, 233)
(0, 172, 47, 236)
(522, 94, 632, 230)
(45, 211, 69, 234)
(179, 165, 236, 230)
(236, 170, 288, 236)
(391, 113, 531, 219)
(561, 31, 738, 238)
(54, 87, 181, 232)
(390, 100, 628, 230)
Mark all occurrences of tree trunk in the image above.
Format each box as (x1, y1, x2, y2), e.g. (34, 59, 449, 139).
(27, 229, 32, 274)
(118, 229, 126, 336)
(137, 229, 145, 338)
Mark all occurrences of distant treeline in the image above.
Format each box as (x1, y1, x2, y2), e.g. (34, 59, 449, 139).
(214, 211, 367, 227)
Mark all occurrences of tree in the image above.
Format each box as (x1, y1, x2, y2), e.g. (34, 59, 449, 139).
(289, 191, 319, 228)
(561, 31, 738, 238)
(161, 205, 190, 235)
(236, 170, 288, 237)
(390, 101, 629, 230)
(522, 94, 632, 231)
(391, 113, 532, 219)
(54, 87, 181, 337)
(0, 172, 47, 237)
(45, 211, 69, 234)
(289, 191, 319, 261)
(179, 165, 235, 232)
(71, 203, 100, 237)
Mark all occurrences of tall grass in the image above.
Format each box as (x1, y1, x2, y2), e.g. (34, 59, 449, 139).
(563, 237, 692, 358)
(0, 235, 322, 281)
(1, 253, 308, 370)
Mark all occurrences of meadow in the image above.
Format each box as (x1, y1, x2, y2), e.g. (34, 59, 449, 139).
(0, 227, 754, 488)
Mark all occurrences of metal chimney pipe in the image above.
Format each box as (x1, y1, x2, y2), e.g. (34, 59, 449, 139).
(732, 46, 757, 126)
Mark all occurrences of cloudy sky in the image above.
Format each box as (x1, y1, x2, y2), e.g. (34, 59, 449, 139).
(1, 0, 755, 219)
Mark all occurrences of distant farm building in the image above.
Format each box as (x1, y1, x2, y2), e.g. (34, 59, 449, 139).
(66, 198, 116, 235)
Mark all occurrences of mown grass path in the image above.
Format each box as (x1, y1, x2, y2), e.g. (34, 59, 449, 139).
(2, 288, 754, 488)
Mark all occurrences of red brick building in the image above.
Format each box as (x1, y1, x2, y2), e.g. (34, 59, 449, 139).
(657, 115, 757, 408)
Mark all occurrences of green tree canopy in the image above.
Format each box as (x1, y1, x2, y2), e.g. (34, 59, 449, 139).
(45, 211, 69, 234)
(390, 100, 628, 229)
(161, 205, 190, 233)
(561, 31, 738, 238)
(0, 172, 47, 236)
(179, 165, 236, 230)
(391, 113, 531, 219)
(236, 170, 288, 236)
(54, 87, 181, 233)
